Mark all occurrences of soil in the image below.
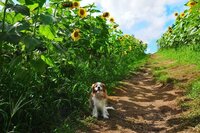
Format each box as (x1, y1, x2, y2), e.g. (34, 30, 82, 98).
(77, 55, 200, 133)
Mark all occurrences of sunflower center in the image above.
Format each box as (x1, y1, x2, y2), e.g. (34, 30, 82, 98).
(191, 2, 196, 5)
(103, 12, 109, 17)
(74, 2, 78, 7)
(74, 31, 79, 37)
(80, 9, 85, 15)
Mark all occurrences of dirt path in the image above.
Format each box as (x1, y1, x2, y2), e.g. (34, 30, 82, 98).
(81, 65, 186, 133)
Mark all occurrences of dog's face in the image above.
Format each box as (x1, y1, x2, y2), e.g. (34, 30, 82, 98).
(92, 82, 106, 95)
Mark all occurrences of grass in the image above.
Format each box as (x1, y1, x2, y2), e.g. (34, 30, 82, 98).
(187, 79, 200, 99)
(151, 46, 200, 131)
(153, 70, 169, 83)
(154, 46, 200, 97)
(149, 55, 178, 84)
(157, 46, 200, 68)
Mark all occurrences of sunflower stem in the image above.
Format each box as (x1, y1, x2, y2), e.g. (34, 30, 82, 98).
(54, 3, 59, 17)
(2, 0, 9, 33)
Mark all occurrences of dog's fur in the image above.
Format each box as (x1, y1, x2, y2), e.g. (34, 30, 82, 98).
(90, 82, 114, 118)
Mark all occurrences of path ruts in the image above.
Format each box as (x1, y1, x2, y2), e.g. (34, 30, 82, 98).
(80, 65, 184, 133)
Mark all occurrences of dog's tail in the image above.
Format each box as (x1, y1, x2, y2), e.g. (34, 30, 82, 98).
(106, 106, 115, 110)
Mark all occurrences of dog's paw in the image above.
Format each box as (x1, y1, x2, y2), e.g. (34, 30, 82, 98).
(92, 113, 98, 118)
(103, 115, 109, 119)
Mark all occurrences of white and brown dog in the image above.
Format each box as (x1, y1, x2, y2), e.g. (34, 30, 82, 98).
(90, 82, 114, 119)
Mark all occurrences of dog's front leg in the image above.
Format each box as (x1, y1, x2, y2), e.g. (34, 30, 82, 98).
(102, 107, 109, 119)
(92, 106, 98, 118)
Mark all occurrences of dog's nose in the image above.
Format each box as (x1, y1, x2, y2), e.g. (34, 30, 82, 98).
(98, 87, 101, 90)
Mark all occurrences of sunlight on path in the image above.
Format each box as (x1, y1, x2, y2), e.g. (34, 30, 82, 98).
(79, 65, 184, 133)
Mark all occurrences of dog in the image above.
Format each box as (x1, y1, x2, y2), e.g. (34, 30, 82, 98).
(90, 82, 114, 119)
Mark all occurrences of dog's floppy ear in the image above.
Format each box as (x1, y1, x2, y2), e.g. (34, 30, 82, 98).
(91, 83, 96, 93)
(101, 83, 106, 92)
(92, 83, 95, 89)
(101, 83, 107, 98)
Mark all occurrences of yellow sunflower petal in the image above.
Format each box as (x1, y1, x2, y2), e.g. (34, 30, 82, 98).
(180, 12, 185, 18)
(73, 1, 80, 8)
(109, 17, 115, 23)
(78, 8, 87, 18)
(187, 1, 197, 8)
(71, 29, 80, 41)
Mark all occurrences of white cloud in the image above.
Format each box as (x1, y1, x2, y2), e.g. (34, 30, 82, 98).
(81, 0, 188, 52)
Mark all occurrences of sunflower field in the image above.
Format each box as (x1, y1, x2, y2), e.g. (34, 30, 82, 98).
(157, 0, 200, 49)
(0, 0, 147, 132)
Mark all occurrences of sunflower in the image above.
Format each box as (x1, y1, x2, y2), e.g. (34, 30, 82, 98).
(71, 29, 80, 41)
(180, 12, 185, 18)
(118, 36, 123, 41)
(102, 12, 110, 18)
(174, 12, 178, 17)
(78, 8, 87, 18)
(109, 17, 115, 23)
(62, 1, 73, 8)
(187, 1, 197, 8)
(168, 30, 172, 33)
(168, 27, 172, 33)
(73, 1, 80, 8)
(124, 34, 129, 38)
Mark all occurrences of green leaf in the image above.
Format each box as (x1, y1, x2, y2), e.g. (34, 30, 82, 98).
(15, 68, 31, 82)
(27, 3, 39, 11)
(10, 95, 31, 118)
(54, 37, 63, 42)
(6, 3, 14, 9)
(68, 61, 74, 66)
(41, 55, 55, 67)
(14, 13, 24, 23)
(22, 36, 41, 52)
(40, 14, 54, 25)
(39, 25, 56, 40)
(89, 9, 100, 13)
(9, 55, 22, 68)
(8, 0, 14, 5)
(17, 0, 25, 4)
(24, 0, 46, 7)
(93, 27, 101, 34)
(30, 59, 46, 73)
(12, 4, 30, 16)
(16, 20, 30, 31)
(0, 1, 5, 6)
(0, 32, 21, 44)
(6, 12, 15, 24)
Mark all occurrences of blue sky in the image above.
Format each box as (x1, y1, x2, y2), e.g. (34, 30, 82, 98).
(81, 0, 188, 53)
